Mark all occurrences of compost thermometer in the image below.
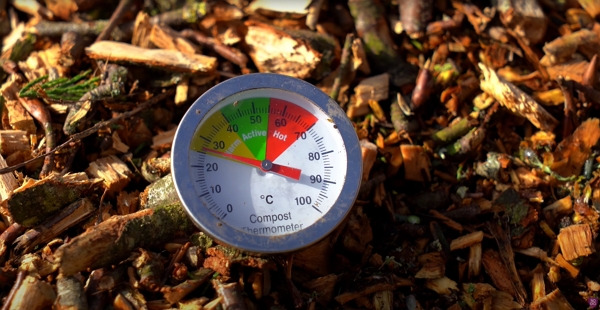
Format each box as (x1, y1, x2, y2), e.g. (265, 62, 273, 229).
(172, 73, 361, 253)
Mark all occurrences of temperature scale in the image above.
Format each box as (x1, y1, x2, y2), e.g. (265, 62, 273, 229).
(172, 73, 361, 253)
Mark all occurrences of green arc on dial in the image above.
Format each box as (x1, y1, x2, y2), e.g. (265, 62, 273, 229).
(219, 98, 269, 160)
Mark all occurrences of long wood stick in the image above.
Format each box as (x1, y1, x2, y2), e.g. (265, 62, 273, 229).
(0, 89, 174, 175)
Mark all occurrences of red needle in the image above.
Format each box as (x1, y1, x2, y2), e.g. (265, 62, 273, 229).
(202, 148, 302, 180)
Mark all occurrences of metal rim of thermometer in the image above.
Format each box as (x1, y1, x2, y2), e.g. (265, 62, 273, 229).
(172, 73, 361, 253)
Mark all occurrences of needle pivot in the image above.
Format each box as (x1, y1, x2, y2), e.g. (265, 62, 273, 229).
(261, 160, 273, 171)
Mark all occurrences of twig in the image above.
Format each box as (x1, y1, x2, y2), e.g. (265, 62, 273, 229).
(330, 33, 354, 101)
(582, 54, 598, 87)
(180, 29, 248, 69)
(0, 89, 175, 175)
(96, 0, 134, 42)
(1, 271, 25, 310)
(18, 97, 55, 177)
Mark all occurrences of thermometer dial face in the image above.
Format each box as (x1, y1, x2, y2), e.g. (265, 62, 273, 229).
(172, 74, 361, 253)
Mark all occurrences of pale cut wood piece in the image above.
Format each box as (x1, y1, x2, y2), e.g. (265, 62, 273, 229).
(244, 20, 336, 80)
(531, 264, 546, 303)
(545, 56, 588, 83)
(542, 29, 597, 65)
(175, 77, 190, 106)
(86, 155, 133, 194)
(555, 253, 579, 278)
(7, 275, 56, 309)
(543, 195, 572, 217)
(150, 23, 199, 55)
(131, 12, 155, 48)
(85, 41, 217, 74)
(352, 38, 371, 75)
(415, 251, 446, 279)
(468, 242, 482, 278)
(346, 102, 370, 118)
(111, 131, 129, 154)
(530, 289, 575, 310)
(424, 277, 458, 295)
(151, 127, 177, 150)
(61, 172, 90, 182)
(0, 76, 37, 135)
(44, 0, 78, 20)
(497, 0, 547, 44)
(353, 73, 389, 107)
(360, 139, 377, 181)
(479, 63, 558, 131)
(0, 154, 18, 224)
(400, 144, 431, 182)
(557, 224, 594, 260)
(450, 231, 484, 251)
(0, 130, 30, 156)
(0, 154, 18, 201)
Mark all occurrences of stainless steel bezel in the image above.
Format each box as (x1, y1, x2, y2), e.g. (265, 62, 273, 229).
(171, 73, 362, 253)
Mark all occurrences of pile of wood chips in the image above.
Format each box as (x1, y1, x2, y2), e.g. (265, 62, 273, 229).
(2, 0, 600, 309)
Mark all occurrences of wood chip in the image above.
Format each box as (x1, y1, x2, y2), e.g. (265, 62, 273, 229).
(150, 23, 199, 55)
(131, 12, 155, 48)
(400, 144, 431, 182)
(6, 275, 56, 309)
(555, 253, 579, 278)
(498, 0, 546, 44)
(85, 41, 217, 74)
(86, 155, 133, 194)
(479, 63, 558, 131)
(557, 224, 594, 260)
(482, 248, 517, 298)
(0, 130, 29, 156)
(0, 75, 37, 135)
(468, 242, 482, 278)
(151, 127, 177, 150)
(425, 276, 458, 295)
(360, 139, 377, 181)
(552, 118, 600, 177)
(530, 289, 575, 310)
(354, 73, 389, 107)
(243, 20, 336, 80)
(415, 251, 446, 279)
(450, 231, 483, 251)
(0, 154, 18, 202)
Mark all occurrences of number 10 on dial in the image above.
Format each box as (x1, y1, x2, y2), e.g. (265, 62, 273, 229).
(172, 74, 361, 253)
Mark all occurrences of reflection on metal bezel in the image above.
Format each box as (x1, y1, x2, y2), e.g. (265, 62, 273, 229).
(172, 73, 362, 253)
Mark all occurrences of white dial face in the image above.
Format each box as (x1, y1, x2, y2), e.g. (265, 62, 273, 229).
(186, 89, 348, 237)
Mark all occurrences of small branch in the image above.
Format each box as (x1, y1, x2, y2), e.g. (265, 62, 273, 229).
(330, 33, 354, 101)
(180, 29, 248, 69)
(0, 89, 174, 175)
(95, 0, 134, 42)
